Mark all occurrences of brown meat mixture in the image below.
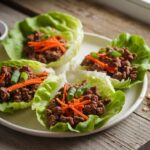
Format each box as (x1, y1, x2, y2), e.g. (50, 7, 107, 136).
(46, 81, 110, 127)
(81, 47, 138, 81)
(0, 66, 39, 103)
(23, 31, 67, 64)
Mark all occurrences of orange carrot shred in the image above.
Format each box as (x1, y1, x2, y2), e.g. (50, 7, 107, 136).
(36, 72, 48, 77)
(61, 83, 68, 102)
(86, 55, 107, 68)
(56, 97, 91, 120)
(85, 55, 116, 73)
(81, 100, 91, 105)
(6, 77, 44, 92)
(28, 36, 66, 53)
(56, 98, 68, 107)
(69, 105, 89, 120)
(74, 96, 84, 101)
(97, 53, 107, 57)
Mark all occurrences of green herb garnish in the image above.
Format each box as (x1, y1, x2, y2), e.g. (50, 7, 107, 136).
(90, 52, 98, 59)
(108, 51, 122, 57)
(75, 85, 90, 98)
(20, 72, 28, 82)
(99, 48, 106, 53)
(67, 87, 77, 101)
(11, 70, 20, 84)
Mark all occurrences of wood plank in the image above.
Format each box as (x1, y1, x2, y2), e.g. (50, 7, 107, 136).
(134, 73, 150, 121)
(0, 113, 150, 150)
(0, 3, 27, 28)
(105, 114, 150, 149)
(0, 123, 132, 150)
(7, 0, 150, 44)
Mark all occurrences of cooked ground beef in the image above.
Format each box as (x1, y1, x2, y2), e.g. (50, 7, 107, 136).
(81, 47, 138, 81)
(23, 31, 66, 64)
(46, 81, 110, 127)
(0, 66, 39, 103)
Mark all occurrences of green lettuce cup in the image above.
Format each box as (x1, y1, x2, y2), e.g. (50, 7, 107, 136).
(0, 59, 54, 113)
(110, 33, 150, 89)
(32, 71, 125, 133)
(1, 11, 83, 68)
(76, 33, 150, 89)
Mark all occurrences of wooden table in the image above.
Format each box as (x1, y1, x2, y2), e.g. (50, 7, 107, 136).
(0, 0, 150, 149)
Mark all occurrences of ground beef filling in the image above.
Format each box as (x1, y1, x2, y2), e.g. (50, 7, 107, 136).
(81, 47, 138, 81)
(46, 81, 110, 127)
(0, 66, 39, 103)
(23, 31, 66, 64)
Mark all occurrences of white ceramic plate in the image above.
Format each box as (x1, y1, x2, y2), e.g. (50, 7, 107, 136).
(0, 20, 8, 40)
(0, 33, 148, 137)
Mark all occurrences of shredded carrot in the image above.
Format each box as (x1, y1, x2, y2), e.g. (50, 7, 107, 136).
(97, 53, 107, 57)
(28, 36, 66, 53)
(34, 43, 65, 52)
(37, 72, 48, 77)
(7, 77, 43, 92)
(69, 105, 89, 120)
(61, 83, 68, 103)
(56, 98, 68, 107)
(86, 55, 107, 68)
(107, 66, 117, 74)
(81, 100, 91, 105)
(74, 96, 84, 101)
(63, 100, 82, 111)
(85, 55, 116, 73)
(56, 96, 91, 120)
(0, 73, 5, 83)
(55, 84, 93, 121)
(37, 76, 47, 80)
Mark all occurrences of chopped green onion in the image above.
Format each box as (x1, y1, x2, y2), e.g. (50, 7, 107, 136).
(108, 51, 122, 57)
(90, 52, 98, 59)
(11, 70, 20, 84)
(99, 48, 106, 53)
(20, 72, 28, 82)
(75, 85, 90, 98)
(67, 87, 76, 101)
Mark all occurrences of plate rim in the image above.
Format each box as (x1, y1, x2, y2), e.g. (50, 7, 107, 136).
(0, 32, 148, 138)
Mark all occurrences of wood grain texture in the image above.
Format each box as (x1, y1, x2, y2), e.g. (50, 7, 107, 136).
(0, 3, 27, 28)
(0, 113, 150, 150)
(0, 1, 150, 150)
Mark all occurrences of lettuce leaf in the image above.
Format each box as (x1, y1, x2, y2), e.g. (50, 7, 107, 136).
(0, 59, 45, 73)
(0, 102, 31, 113)
(110, 33, 150, 89)
(111, 33, 150, 69)
(0, 59, 53, 113)
(76, 33, 150, 89)
(32, 73, 125, 133)
(1, 11, 83, 68)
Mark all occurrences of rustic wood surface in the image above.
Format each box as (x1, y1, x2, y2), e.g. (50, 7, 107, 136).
(0, 0, 150, 149)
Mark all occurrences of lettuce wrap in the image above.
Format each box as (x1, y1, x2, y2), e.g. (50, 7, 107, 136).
(32, 71, 125, 133)
(76, 33, 150, 89)
(0, 59, 54, 113)
(110, 33, 150, 89)
(1, 11, 83, 68)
